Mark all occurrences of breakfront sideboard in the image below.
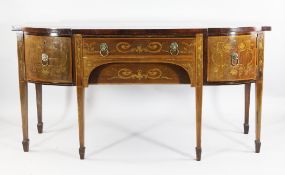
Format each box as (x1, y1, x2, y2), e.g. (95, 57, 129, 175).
(13, 26, 271, 161)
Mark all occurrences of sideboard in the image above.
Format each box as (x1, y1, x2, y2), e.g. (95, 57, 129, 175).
(13, 26, 271, 161)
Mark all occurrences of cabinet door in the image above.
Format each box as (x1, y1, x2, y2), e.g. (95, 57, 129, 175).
(25, 35, 73, 83)
(207, 35, 257, 82)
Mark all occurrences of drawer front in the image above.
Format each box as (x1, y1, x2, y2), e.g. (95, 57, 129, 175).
(24, 35, 72, 83)
(83, 38, 195, 60)
(207, 35, 257, 82)
(88, 63, 190, 84)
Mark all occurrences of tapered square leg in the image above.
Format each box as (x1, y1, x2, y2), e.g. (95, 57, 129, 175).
(77, 86, 85, 159)
(255, 81, 263, 153)
(255, 33, 264, 154)
(17, 32, 30, 152)
(244, 83, 251, 134)
(195, 86, 203, 161)
(36, 83, 43, 134)
(19, 81, 29, 152)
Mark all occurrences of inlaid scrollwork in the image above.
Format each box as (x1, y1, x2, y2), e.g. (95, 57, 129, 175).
(108, 68, 172, 80)
(116, 42, 162, 54)
(83, 39, 195, 57)
(82, 60, 196, 86)
(207, 35, 257, 81)
(82, 38, 197, 86)
(24, 35, 72, 83)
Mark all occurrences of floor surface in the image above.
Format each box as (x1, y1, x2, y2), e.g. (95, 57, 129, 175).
(0, 85, 284, 175)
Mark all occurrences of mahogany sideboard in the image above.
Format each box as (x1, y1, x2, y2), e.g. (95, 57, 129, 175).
(13, 26, 271, 161)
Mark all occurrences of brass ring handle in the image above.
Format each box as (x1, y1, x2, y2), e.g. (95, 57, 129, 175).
(231, 52, 239, 66)
(41, 53, 49, 66)
(99, 43, 109, 57)
(169, 42, 179, 56)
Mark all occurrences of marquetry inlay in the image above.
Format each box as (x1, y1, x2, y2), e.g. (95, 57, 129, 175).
(207, 35, 257, 81)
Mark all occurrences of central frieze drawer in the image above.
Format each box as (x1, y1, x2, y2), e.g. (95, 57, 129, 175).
(82, 38, 196, 60)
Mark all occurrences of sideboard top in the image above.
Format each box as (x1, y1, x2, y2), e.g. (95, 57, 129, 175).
(12, 24, 271, 36)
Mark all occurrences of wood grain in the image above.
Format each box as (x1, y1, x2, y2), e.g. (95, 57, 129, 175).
(255, 32, 264, 153)
(82, 37, 196, 87)
(195, 34, 203, 161)
(12, 26, 270, 36)
(74, 34, 86, 159)
(88, 63, 190, 84)
(83, 38, 195, 59)
(25, 35, 73, 83)
(207, 35, 257, 82)
(77, 86, 85, 159)
(17, 32, 29, 152)
(35, 83, 43, 134)
(13, 27, 270, 160)
(195, 86, 203, 161)
(244, 83, 251, 134)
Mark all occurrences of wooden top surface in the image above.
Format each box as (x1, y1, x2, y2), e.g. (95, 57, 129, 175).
(12, 22, 271, 36)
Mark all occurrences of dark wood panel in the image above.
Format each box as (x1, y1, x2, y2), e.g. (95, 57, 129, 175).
(208, 26, 271, 36)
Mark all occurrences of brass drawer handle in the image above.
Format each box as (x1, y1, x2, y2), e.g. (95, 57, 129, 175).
(41, 53, 49, 66)
(231, 52, 239, 66)
(169, 42, 179, 56)
(99, 43, 109, 57)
